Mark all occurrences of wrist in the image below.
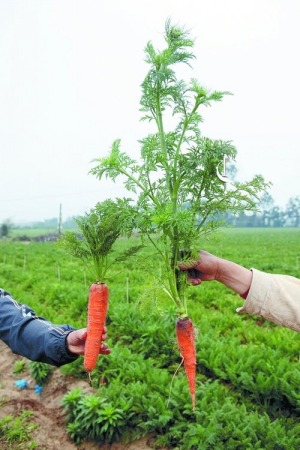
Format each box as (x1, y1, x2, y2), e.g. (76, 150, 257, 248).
(65, 331, 75, 355)
(216, 258, 252, 295)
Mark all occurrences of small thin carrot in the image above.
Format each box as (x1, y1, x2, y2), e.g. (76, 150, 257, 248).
(84, 282, 109, 373)
(176, 317, 196, 409)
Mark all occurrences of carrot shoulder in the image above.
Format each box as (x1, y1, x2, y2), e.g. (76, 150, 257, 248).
(84, 282, 109, 372)
(176, 317, 196, 409)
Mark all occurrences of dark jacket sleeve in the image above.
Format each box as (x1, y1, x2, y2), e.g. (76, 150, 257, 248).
(0, 288, 79, 366)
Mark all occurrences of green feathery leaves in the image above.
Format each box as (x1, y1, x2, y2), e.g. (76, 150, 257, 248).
(91, 20, 269, 313)
(59, 199, 140, 282)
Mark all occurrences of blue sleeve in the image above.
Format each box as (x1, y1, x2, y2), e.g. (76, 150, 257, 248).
(0, 288, 79, 366)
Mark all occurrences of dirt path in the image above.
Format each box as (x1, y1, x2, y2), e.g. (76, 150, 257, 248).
(0, 341, 156, 450)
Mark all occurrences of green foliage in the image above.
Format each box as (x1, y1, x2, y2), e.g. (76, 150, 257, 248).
(2, 227, 300, 447)
(12, 360, 27, 376)
(91, 21, 268, 314)
(62, 372, 300, 449)
(61, 387, 84, 422)
(62, 389, 126, 444)
(29, 361, 52, 385)
(107, 303, 178, 368)
(0, 410, 37, 449)
(59, 198, 141, 282)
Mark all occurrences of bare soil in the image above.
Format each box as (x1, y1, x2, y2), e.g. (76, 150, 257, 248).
(0, 341, 158, 450)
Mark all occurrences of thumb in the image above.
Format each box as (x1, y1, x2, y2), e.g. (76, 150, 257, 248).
(76, 328, 87, 341)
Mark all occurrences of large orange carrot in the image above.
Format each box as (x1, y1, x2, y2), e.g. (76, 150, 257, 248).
(176, 317, 196, 409)
(84, 282, 109, 372)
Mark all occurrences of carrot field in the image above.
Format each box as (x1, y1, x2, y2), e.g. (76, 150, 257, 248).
(1, 228, 300, 449)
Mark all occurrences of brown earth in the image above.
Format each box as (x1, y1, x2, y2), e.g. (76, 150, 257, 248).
(0, 341, 160, 450)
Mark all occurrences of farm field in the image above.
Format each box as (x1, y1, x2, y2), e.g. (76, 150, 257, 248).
(1, 228, 300, 449)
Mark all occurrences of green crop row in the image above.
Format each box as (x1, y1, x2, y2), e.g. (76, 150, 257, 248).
(61, 340, 300, 449)
(1, 228, 300, 448)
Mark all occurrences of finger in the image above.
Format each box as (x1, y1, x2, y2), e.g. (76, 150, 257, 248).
(186, 274, 202, 286)
(188, 278, 202, 286)
(76, 347, 85, 355)
(100, 343, 111, 355)
(81, 330, 88, 341)
(101, 349, 111, 355)
(101, 333, 108, 341)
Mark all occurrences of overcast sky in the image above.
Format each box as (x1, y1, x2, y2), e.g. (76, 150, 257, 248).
(1, 0, 299, 224)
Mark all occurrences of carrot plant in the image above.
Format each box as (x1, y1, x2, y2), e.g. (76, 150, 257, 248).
(91, 20, 268, 406)
(60, 199, 140, 375)
(60, 199, 137, 283)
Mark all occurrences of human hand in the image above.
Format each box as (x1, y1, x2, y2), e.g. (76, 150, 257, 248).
(178, 249, 252, 295)
(66, 327, 111, 356)
(178, 250, 220, 286)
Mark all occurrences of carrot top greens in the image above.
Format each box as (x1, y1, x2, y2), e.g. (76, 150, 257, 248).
(91, 20, 268, 315)
(60, 199, 140, 282)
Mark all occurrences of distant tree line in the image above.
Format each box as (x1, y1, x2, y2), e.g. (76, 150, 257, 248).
(16, 216, 77, 231)
(222, 194, 300, 227)
(1, 195, 299, 239)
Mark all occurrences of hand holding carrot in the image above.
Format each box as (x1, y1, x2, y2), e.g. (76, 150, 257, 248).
(179, 250, 253, 296)
(178, 250, 221, 285)
(66, 327, 110, 357)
